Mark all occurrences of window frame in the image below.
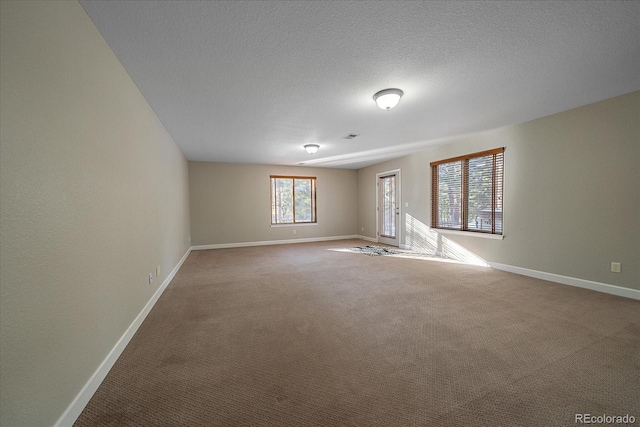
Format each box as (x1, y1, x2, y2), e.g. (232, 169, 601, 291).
(270, 175, 317, 225)
(430, 148, 505, 236)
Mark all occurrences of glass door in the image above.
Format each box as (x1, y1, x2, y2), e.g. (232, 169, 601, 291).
(377, 171, 399, 246)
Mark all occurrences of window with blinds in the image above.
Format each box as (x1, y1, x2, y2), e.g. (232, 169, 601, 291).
(431, 148, 504, 235)
(270, 176, 317, 225)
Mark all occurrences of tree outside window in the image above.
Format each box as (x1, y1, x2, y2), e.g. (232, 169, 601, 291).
(431, 148, 504, 235)
(271, 176, 317, 225)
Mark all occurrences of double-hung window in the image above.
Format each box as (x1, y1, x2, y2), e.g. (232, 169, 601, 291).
(270, 176, 317, 225)
(431, 148, 504, 235)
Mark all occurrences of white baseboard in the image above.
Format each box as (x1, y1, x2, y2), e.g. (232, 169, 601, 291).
(357, 235, 378, 243)
(489, 262, 640, 300)
(191, 235, 363, 250)
(54, 247, 192, 427)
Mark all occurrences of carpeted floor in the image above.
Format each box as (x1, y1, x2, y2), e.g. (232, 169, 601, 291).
(75, 239, 640, 426)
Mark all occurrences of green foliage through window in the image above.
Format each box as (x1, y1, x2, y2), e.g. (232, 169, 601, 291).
(271, 176, 317, 224)
(431, 148, 504, 235)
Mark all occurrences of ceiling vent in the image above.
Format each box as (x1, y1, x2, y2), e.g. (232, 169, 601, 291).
(343, 134, 359, 140)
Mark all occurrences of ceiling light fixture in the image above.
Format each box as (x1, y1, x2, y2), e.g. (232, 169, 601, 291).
(304, 144, 320, 154)
(373, 88, 404, 111)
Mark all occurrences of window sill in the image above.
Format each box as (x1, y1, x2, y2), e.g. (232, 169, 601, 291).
(436, 229, 504, 240)
(270, 223, 318, 228)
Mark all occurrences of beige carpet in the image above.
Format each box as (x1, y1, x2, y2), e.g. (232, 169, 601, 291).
(75, 239, 640, 426)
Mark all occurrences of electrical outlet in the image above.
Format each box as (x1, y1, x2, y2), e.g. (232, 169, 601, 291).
(611, 262, 621, 273)
(148, 273, 154, 284)
(156, 265, 161, 277)
(293, 229, 296, 235)
(361, 227, 364, 232)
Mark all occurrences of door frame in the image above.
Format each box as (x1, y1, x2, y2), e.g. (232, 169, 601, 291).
(376, 169, 401, 247)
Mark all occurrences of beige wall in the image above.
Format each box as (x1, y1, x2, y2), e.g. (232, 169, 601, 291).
(189, 162, 357, 246)
(358, 91, 640, 290)
(0, 1, 191, 425)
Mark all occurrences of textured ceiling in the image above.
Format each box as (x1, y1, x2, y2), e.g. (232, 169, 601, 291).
(79, 1, 640, 169)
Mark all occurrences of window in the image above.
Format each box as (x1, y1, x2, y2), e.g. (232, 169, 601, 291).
(270, 176, 317, 225)
(431, 148, 504, 235)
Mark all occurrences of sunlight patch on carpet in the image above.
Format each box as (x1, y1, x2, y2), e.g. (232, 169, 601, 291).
(329, 245, 479, 265)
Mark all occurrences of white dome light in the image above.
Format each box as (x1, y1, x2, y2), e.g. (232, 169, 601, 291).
(373, 88, 404, 111)
(304, 144, 320, 154)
